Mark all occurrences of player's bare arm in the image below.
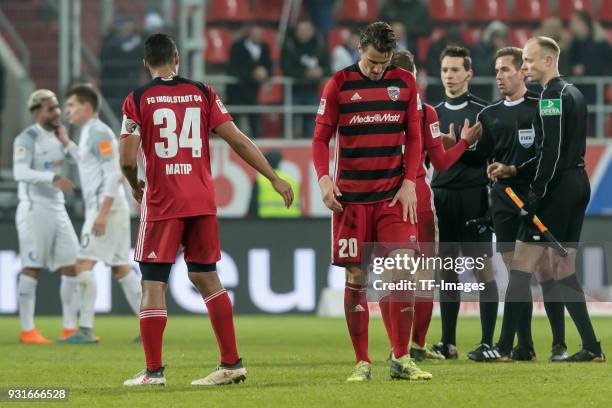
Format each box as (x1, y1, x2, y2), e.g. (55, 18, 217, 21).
(215, 121, 294, 208)
(119, 135, 145, 203)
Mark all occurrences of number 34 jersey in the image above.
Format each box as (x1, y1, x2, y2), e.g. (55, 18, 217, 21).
(120, 76, 232, 221)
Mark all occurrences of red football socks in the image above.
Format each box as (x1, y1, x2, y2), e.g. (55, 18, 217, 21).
(412, 298, 433, 348)
(390, 295, 413, 358)
(344, 282, 371, 363)
(379, 294, 393, 347)
(140, 309, 167, 372)
(204, 289, 240, 366)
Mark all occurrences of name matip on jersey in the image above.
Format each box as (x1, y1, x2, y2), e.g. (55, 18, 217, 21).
(475, 91, 540, 186)
(432, 92, 489, 189)
(121, 75, 232, 221)
(316, 64, 422, 203)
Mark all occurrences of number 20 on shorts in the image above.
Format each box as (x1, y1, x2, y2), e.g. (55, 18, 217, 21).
(338, 238, 358, 258)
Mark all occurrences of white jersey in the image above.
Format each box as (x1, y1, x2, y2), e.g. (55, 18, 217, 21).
(13, 124, 68, 210)
(75, 117, 128, 211)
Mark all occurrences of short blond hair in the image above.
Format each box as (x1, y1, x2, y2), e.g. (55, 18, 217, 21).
(528, 36, 560, 58)
(27, 89, 56, 112)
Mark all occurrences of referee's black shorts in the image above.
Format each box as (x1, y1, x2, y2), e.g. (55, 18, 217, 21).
(433, 185, 492, 257)
(490, 182, 528, 253)
(518, 167, 590, 248)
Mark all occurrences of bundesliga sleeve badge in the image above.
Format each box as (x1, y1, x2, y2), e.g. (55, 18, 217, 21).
(317, 98, 326, 115)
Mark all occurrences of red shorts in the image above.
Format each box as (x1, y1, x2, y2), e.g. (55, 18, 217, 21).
(416, 177, 438, 256)
(332, 200, 418, 266)
(134, 215, 221, 264)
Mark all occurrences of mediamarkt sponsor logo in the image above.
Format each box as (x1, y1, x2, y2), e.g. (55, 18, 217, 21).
(349, 112, 401, 125)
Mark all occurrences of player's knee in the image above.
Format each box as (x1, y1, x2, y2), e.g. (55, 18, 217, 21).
(139, 262, 172, 283)
(61, 265, 77, 277)
(345, 264, 365, 285)
(21, 268, 41, 279)
(186, 262, 216, 273)
(111, 265, 132, 280)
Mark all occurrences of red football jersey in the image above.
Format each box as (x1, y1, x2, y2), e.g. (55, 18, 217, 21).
(417, 103, 443, 179)
(120, 76, 232, 221)
(316, 64, 422, 203)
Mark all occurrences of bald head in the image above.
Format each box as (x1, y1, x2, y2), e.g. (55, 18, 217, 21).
(521, 37, 561, 86)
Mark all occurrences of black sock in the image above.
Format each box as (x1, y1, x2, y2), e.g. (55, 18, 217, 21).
(558, 274, 600, 354)
(440, 289, 460, 345)
(479, 280, 498, 346)
(540, 279, 566, 347)
(517, 296, 533, 349)
(500, 270, 533, 351)
(496, 300, 514, 352)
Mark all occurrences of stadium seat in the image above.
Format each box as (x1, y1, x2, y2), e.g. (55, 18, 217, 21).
(262, 28, 280, 62)
(327, 27, 351, 52)
(204, 28, 232, 64)
(260, 113, 283, 138)
(462, 28, 481, 47)
(512, 0, 551, 22)
(417, 28, 445, 65)
(335, 0, 378, 23)
(429, 0, 468, 22)
(508, 28, 533, 47)
(558, 0, 594, 20)
(599, 0, 612, 23)
(258, 70, 284, 105)
(252, 0, 284, 22)
(207, 0, 251, 23)
(471, 0, 509, 22)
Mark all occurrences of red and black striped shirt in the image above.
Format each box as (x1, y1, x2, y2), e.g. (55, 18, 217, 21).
(315, 64, 422, 203)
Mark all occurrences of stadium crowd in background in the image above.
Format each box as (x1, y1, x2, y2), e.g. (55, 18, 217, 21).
(88, 2, 612, 140)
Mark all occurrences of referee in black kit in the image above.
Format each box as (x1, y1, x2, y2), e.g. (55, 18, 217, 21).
(467, 46, 543, 362)
(489, 37, 605, 362)
(430, 45, 498, 360)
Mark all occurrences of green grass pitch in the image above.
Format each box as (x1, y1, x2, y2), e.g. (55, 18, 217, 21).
(1, 315, 610, 407)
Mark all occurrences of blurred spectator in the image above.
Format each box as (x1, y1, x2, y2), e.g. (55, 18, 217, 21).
(567, 11, 612, 134)
(472, 21, 509, 77)
(249, 151, 301, 217)
(281, 20, 330, 138)
(425, 25, 467, 102)
(535, 17, 571, 75)
(391, 22, 408, 51)
(331, 28, 360, 72)
(568, 11, 612, 78)
(100, 15, 144, 118)
(144, 10, 165, 34)
(425, 25, 466, 75)
(304, 0, 337, 39)
(379, 0, 432, 57)
(226, 25, 273, 139)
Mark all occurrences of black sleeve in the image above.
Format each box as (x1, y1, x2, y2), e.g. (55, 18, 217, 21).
(458, 109, 492, 166)
(530, 88, 565, 197)
(261, 44, 273, 76)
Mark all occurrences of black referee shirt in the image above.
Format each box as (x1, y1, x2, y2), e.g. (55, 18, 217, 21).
(516, 76, 587, 197)
(474, 90, 540, 186)
(431, 92, 490, 189)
